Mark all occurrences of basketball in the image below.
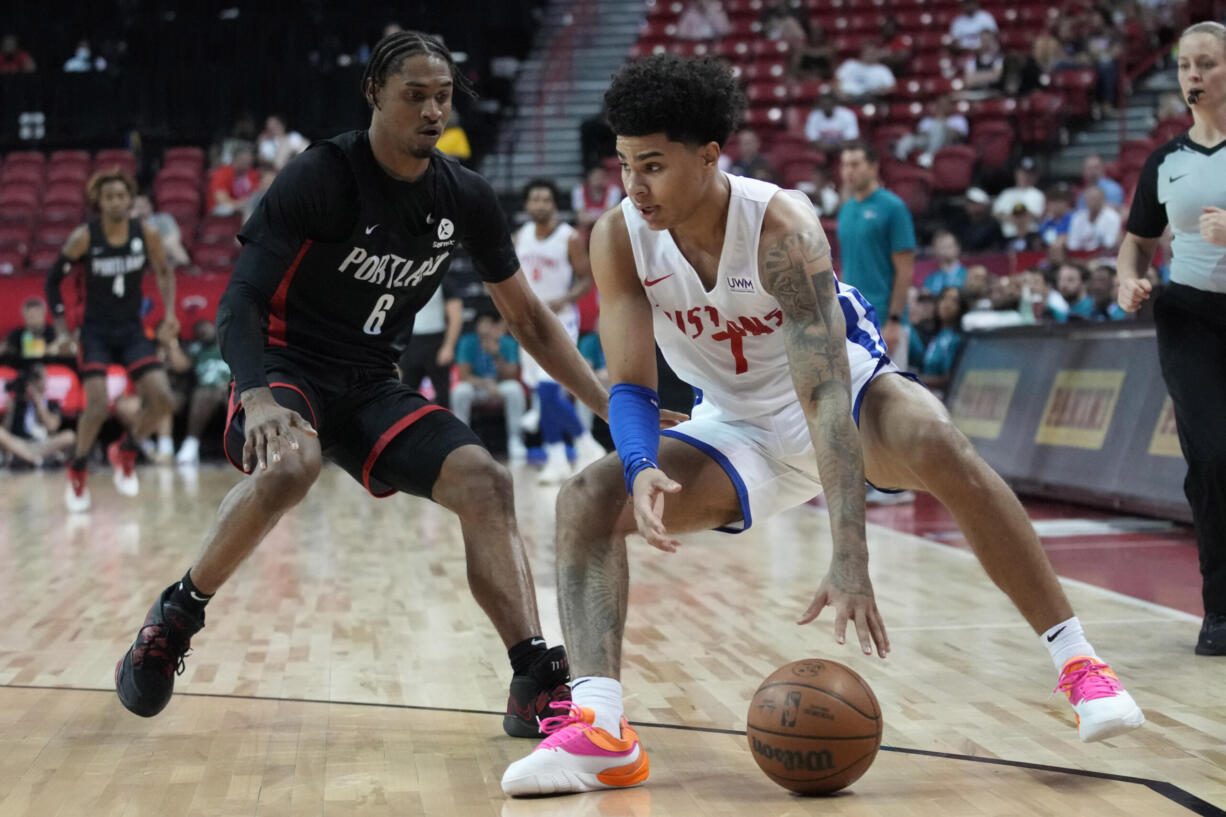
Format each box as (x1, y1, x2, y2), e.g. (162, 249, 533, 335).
(746, 659, 882, 795)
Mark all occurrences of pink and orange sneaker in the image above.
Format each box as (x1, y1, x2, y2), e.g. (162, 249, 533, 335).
(501, 702, 649, 796)
(1056, 656, 1145, 742)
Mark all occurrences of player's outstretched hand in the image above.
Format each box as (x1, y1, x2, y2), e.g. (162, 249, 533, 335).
(240, 389, 317, 473)
(631, 467, 682, 553)
(1117, 277, 1153, 312)
(659, 409, 689, 429)
(798, 570, 889, 658)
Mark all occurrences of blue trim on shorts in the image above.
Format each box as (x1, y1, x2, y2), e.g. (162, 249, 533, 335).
(661, 428, 752, 534)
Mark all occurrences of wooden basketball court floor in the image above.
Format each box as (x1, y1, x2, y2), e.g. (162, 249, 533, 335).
(0, 463, 1223, 817)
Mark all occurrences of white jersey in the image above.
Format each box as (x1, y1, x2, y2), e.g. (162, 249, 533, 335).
(621, 173, 887, 420)
(515, 220, 580, 385)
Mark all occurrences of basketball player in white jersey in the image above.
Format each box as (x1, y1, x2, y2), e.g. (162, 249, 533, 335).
(514, 179, 606, 482)
(502, 55, 1144, 797)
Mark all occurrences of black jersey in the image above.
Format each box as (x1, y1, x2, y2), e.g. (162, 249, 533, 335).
(81, 218, 149, 326)
(224, 130, 519, 390)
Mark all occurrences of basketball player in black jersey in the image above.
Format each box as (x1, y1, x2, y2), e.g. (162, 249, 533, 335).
(46, 169, 178, 512)
(113, 31, 649, 737)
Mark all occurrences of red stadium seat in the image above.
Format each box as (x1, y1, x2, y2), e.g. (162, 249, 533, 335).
(930, 145, 976, 194)
(198, 215, 242, 245)
(161, 200, 200, 226)
(1052, 68, 1096, 120)
(739, 59, 788, 82)
(35, 221, 75, 246)
(49, 149, 90, 168)
(0, 222, 32, 253)
(907, 31, 949, 53)
(193, 243, 238, 270)
(0, 184, 40, 210)
(973, 119, 1015, 169)
(910, 52, 954, 78)
(1018, 91, 1064, 147)
(741, 106, 786, 130)
(1118, 139, 1156, 169)
(0, 249, 25, 275)
(746, 81, 791, 106)
(4, 151, 46, 169)
(157, 182, 201, 208)
(29, 246, 59, 270)
(885, 165, 933, 213)
(41, 203, 84, 223)
(43, 183, 85, 207)
(94, 149, 138, 176)
(0, 203, 35, 222)
(46, 163, 89, 185)
(1, 164, 44, 186)
(163, 146, 206, 166)
(870, 124, 911, 162)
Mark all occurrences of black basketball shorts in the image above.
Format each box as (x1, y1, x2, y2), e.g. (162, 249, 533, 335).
(223, 349, 482, 498)
(78, 321, 163, 380)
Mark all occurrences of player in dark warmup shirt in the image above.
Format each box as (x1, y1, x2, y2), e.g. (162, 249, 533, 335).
(46, 169, 178, 512)
(113, 31, 654, 736)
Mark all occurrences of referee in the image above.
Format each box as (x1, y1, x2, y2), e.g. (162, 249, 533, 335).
(1117, 21, 1226, 656)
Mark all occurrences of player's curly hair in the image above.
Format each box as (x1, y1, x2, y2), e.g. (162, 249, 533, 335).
(86, 168, 137, 205)
(362, 30, 475, 109)
(604, 55, 745, 148)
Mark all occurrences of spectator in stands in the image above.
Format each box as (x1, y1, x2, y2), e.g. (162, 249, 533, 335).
(907, 290, 938, 370)
(131, 195, 191, 269)
(798, 164, 840, 217)
(1077, 154, 1125, 208)
(878, 17, 913, 77)
(1155, 91, 1189, 124)
(728, 129, 777, 181)
(2, 363, 74, 467)
(804, 91, 859, 154)
(1086, 21, 1124, 117)
(257, 115, 308, 171)
(437, 110, 472, 162)
(835, 43, 896, 102)
(893, 95, 968, 168)
(760, 1, 807, 50)
(962, 264, 992, 309)
(921, 286, 969, 388)
(676, 0, 731, 41)
(1067, 185, 1122, 252)
(837, 141, 916, 364)
(579, 104, 616, 171)
(137, 317, 192, 464)
(0, 34, 36, 73)
(1088, 264, 1127, 321)
(962, 30, 1006, 93)
(207, 144, 261, 217)
(1031, 25, 1063, 75)
(1, 297, 68, 358)
(949, 0, 998, 51)
(175, 320, 232, 465)
(1038, 183, 1075, 252)
(957, 188, 1005, 252)
(451, 312, 527, 462)
(1005, 203, 1045, 253)
(1018, 266, 1068, 322)
(921, 231, 967, 293)
(1056, 261, 1095, 319)
(63, 39, 105, 73)
(571, 165, 622, 230)
(993, 158, 1046, 237)
(791, 20, 836, 80)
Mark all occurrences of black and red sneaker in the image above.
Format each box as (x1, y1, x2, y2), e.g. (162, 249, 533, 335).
(504, 644, 571, 737)
(115, 585, 204, 717)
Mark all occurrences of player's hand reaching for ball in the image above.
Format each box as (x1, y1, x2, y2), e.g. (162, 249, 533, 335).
(1117, 277, 1153, 312)
(240, 387, 317, 473)
(631, 467, 682, 552)
(798, 569, 890, 659)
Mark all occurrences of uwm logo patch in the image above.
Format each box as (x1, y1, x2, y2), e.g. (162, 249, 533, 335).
(727, 275, 755, 293)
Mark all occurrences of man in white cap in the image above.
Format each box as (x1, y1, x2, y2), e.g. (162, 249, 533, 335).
(959, 187, 1005, 252)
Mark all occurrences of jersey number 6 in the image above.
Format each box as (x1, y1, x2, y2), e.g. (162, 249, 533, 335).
(363, 293, 396, 335)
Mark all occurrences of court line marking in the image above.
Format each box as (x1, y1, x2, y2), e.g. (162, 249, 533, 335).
(1, 683, 1220, 817)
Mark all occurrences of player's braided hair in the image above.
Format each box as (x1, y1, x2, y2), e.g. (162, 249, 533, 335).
(362, 30, 475, 109)
(604, 54, 745, 148)
(86, 168, 137, 206)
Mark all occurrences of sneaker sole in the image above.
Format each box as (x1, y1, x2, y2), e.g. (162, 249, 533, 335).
(114, 652, 171, 718)
(503, 714, 544, 739)
(502, 755, 649, 797)
(1079, 706, 1145, 742)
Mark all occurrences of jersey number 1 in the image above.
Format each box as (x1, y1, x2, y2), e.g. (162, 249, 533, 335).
(363, 294, 395, 335)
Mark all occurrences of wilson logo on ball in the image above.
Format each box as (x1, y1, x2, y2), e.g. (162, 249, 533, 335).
(750, 737, 835, 772)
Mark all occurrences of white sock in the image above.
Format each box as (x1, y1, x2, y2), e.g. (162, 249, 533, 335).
(1042, 616, 1097, 672)
(157, 435, 174, 455)
(570, 676, 624, 735)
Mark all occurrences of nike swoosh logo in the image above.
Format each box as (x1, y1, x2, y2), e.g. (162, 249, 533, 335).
(644, 274, 674, 287)
(365, 224, 379, 235)
(530, 638, 546, 646)
(190, 591, 209, 602)
(1046, 626, 1066, 643)
(569, 679, 591, 689)
(1169, 175, 1188, 184)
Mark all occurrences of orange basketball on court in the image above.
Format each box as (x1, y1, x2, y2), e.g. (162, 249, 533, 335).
(746, 659, 882, 795)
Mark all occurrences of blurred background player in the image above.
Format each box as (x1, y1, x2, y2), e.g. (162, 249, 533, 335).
(46, 169, 177, 511)
(514, 178, 606, 482)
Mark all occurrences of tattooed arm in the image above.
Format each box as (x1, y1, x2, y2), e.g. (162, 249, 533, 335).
(759, 193, 888, 658)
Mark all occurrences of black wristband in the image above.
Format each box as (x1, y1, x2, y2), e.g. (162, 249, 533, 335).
(888, 314, 902, 323)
